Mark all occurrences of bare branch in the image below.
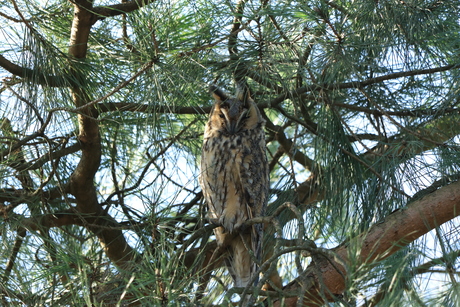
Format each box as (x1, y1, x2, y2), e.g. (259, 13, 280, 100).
(92, 0, 157, 22)
(97, 102, 210, 115)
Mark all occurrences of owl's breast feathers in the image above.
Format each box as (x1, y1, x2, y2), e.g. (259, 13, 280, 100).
(200, 126, 268, 234)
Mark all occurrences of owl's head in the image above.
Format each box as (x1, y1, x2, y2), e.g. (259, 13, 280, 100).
(207, 84, 263, 135)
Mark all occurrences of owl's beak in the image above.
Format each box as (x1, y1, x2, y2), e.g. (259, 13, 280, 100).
(228, 121, 238, 134)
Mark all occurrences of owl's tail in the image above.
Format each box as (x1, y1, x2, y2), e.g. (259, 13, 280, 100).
(227, 234, 253, 288)
(226, 228, 261, 303)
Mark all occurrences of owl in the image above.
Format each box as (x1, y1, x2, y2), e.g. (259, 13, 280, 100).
(199, 83, 269, 290)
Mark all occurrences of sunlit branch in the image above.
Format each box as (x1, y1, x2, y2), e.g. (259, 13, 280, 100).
(92, 0, 157, 22)
(332, 101, 460, 117)
(0, 11, 22, 22)
(272, 179, 460, 307)
(97, 102, 210, 115)
(267, 63, 460, 107)
(2, 227, 26, 284)
(0, 54, 70, 87)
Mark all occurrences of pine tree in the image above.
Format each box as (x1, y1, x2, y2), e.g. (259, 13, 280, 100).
(1, 0, 460, 306)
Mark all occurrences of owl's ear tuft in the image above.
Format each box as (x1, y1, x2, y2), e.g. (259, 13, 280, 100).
(209, 84, 229, 102)
(235, 82, 251, 105)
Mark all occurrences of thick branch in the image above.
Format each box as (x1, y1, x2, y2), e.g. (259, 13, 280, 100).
(92, 0, 156, 22)
(274, 180, 460, 306)
(0, 54, 70, 87)
(67, 0, 136, 269)
(69, 0, 94, 59)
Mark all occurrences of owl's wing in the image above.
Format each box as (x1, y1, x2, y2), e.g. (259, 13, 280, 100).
(239, 130, 269, 283)
(200, 138, 221, 221)
(240, 131, 269, 217)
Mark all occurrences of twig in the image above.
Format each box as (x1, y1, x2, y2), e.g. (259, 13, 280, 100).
(359, 88, 446, 147)
(104, 119, 198, 204)
(50, 61, 154, 113)
(267, 63, 460, 107)
(2, 227, 26, 284)
(0, 11, 22, 22)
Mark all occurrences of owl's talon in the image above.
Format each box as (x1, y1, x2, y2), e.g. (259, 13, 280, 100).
(219, 214, 239, 233)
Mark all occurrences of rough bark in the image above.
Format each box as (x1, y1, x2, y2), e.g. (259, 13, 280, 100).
(67, 0, 135, 269)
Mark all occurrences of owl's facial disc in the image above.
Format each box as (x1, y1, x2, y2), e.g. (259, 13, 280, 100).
(220, 99, 248, 135)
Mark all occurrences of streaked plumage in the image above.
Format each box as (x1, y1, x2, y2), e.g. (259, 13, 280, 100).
(199, 84, 269, 290)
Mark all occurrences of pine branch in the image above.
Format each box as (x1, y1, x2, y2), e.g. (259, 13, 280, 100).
(266, 63, 460, 107)
(97, 102, 210, 115)
(0, 54, 71, 87)
(92, 0, 157, 22)
(332, 102, 460, 117)
(270, 180, 460, 306)
(361, 250, 460, 307)
(67, 0, 137, 270)
(263, 117, 315, 171)
(2, 227, 26, 285)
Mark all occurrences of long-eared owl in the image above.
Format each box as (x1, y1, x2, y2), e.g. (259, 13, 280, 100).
(199, 83, 269, 289)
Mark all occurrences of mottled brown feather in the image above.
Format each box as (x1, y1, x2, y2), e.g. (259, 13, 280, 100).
(199, 84, 269, 291)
